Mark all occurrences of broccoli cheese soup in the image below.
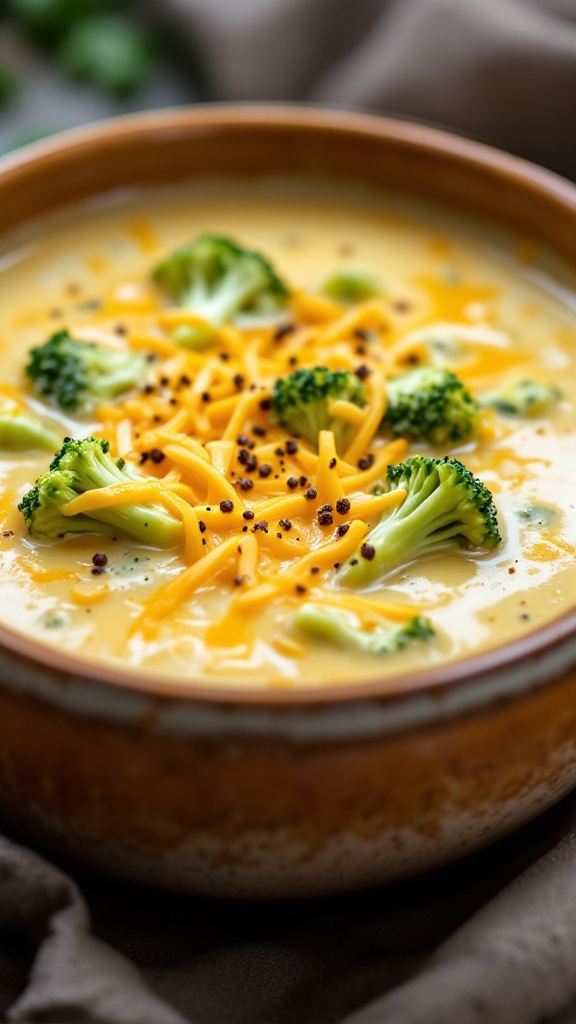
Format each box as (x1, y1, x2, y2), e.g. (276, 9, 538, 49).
(0, 182, 575, 689)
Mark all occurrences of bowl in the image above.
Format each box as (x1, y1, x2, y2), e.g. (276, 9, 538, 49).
(1, 106, 576, 898)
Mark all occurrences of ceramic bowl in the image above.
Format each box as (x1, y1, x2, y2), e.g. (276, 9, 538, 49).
(1, 106, 576, 897)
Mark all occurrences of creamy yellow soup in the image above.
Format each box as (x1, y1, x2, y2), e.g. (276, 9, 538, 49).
(0, 182, 575, 689)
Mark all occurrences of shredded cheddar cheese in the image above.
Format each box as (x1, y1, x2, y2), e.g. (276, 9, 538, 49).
(85, 280, 438, 639)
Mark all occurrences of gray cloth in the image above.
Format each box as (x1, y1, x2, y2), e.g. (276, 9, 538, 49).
(3, 0, 576, 1021)
(159, 0, 576, 178)
(3, 795, 576, 1023)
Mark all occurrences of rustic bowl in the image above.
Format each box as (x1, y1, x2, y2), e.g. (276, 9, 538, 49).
(1, 106, 576, 898)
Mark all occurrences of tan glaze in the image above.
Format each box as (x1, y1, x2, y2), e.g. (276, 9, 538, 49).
(0, 108, 576, 894)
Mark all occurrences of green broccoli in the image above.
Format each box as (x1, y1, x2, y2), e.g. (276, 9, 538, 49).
(0, 415, 61, 452)
(58, 14, 157, 99)
(484, 378, 559, 417)
(382, 365, 479, 445)
(152, 235, 289, 338)
(25, 329, 147, 415)
(0, 68, 17, 109)
(271, 366, 367, 452)
(18, 437, 182, 547)
(337, 455, 501, 587)
(294, 603, 435, 655)
(321, 267, 381, 304)
(7, 0, 99, 48)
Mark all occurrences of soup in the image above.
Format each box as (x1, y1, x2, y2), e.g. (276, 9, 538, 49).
(0, 183, 575, 689)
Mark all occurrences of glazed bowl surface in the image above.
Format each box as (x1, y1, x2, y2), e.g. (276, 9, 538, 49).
(1, 105, 576, 897)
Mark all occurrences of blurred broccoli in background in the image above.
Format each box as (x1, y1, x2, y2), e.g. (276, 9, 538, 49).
(6, 0, 107, 49)
(59, 13, 157, 98)
(0, 67, 17, 106)
(1, 0, 160, 103)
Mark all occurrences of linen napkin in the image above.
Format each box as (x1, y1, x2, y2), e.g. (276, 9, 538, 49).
(155, 0, 576, 179)
(3, 791, 576, 1024)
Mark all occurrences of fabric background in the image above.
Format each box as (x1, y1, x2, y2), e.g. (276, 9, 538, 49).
(2, 0, 576, 1020)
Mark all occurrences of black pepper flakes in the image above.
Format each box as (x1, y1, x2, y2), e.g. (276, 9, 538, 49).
(336, 523, 350, 537)
(274, 323, 296, 341)
(299, 476, 308, 487)
(238, 448, 258, 472)
(237, 477, 254, 492)
(287, 476, 299, 490)
(318, 510, 334, 526)
(253, 520, 268, 532)
(258, 463, 272, 478)
(304, 487, 318, 501)
(242, 510, 255, 521)
(279, 519, 292, 531)
(328, 457, 337, 469)
(360, 543, 376, 561)
(336, 499, 351, 515)
(220, 500, 234, 513)
(198, 520, 207, 533)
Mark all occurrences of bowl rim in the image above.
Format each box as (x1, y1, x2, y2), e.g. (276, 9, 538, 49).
(2, 102, 576, 710)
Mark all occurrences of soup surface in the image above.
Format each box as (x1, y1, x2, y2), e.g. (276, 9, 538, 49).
(0, 182, 575, 689)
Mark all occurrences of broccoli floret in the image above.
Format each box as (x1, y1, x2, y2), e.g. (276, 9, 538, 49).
(25, 329, 147, 415)
(322, 267, 381, 304)
(295, 603, 435, 655)
(337, 455, 501, 587)
(58, 14, 157, 99)
(18, 437, 182, 547)
(152, 235, 289, 334)
(271, 366, 366, 452)
(484, 378, 559, 417)
(382, 365, 479, 445)
(0, 415, 61, 452)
